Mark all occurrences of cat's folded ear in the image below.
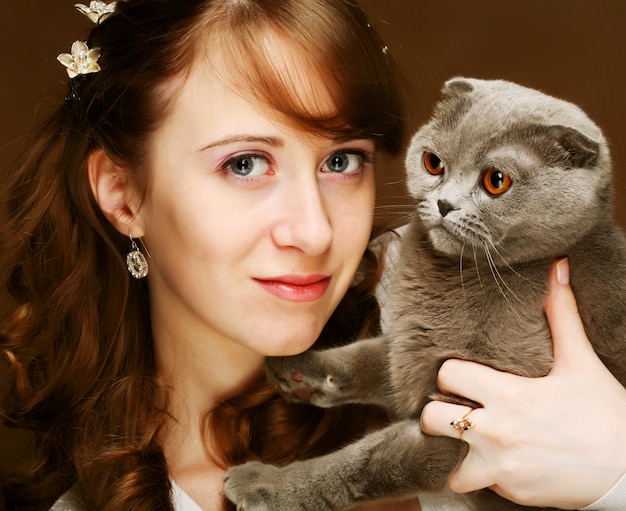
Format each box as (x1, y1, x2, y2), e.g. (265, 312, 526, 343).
(540, 125, 600, 169)
(443, 77, 474, 96)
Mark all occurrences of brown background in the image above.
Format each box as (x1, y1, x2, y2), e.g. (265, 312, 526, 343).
(1, 0, 625, 504)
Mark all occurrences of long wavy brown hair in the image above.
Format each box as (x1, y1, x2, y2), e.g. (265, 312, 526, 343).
(0, 0, 406, 509)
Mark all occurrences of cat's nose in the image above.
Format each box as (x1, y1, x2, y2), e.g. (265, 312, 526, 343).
(437, 199, 457, 217)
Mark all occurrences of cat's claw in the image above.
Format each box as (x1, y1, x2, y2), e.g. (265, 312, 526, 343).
(224, 462, 313, 511)
(265, 351, 353, 407)
(223, 462, 277, 511)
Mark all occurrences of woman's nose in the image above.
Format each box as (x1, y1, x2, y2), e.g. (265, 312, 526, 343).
(270, 180, 333, 256)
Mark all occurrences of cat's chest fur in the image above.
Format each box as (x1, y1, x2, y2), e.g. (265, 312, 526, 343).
(385, 221, 553, 418)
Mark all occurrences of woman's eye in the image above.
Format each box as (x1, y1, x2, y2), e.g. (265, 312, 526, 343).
(423, 151, 444, 176)
(482, 167, 512, 196)
(223, 154, 271, 177)
(322, 151, 368, 174)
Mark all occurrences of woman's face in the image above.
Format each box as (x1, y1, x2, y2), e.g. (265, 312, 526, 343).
(136, 58, 376, 360)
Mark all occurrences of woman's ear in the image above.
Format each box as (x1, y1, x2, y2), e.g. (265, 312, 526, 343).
(88, 148, 146, 237)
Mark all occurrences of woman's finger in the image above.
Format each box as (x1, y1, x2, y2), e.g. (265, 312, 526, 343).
(421, 401, 496, 492)
(544, 258, 601, 373)
(420, 400, 474, 439)
(435, 358, 518, 406)
(447, 447, 495, 494)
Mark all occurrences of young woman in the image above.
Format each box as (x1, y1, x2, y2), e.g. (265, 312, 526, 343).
(0, 1, 408, 509)
(2, 1, 625, 511)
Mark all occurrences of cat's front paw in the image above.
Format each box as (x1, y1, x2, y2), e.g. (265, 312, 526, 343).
(224, 462, 310, 511)
(265, 351, 353, 407)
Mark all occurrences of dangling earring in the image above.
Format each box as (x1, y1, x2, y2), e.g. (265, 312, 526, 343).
(126, 235, 149, 279)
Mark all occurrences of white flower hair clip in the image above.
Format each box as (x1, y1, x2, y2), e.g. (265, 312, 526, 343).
(74, 1, 117, 24)
(57, 40, 102, 79)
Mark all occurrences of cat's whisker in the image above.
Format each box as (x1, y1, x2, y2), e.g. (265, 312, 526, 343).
(375, 194, 414, 202)
(378, 179, 408, 187)
(483, 244, 518, 315)
(374, 204, 415, 210)
(373, 214, 414, 230)
(483, 243, 526, 313)
(487, 240, 534, 284)
(459, 242, 466, 295)
(472, 243, 484, 291)
(374, 198, 415, 215)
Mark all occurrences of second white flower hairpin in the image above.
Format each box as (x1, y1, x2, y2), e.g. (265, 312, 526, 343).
(74, 1, 118, 24)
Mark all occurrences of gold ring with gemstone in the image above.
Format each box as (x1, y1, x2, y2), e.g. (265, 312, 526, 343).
(450, 409, 475, 440)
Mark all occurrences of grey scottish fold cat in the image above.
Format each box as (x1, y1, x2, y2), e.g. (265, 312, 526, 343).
(224, 77, 626, 510)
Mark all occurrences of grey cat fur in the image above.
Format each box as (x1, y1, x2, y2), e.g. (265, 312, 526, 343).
(224, 77, 626, 511)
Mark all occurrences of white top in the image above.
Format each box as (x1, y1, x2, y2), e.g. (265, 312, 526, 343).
(171, 481, 204, 511)
(580, 472, 626, 510)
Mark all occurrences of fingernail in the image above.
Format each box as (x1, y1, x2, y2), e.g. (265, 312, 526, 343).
(555, 258, 570, 285)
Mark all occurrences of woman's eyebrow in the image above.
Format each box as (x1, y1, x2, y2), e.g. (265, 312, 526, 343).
(197, 135, 284, 152)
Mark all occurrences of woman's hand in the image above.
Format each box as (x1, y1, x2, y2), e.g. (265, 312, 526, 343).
(420, 258, 626, 509)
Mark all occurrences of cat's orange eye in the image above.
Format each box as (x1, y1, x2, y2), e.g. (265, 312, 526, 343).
(482, 168, 512, 196)
(423, 151, 444, 176)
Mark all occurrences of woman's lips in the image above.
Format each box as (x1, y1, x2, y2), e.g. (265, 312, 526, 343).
(253, 274, 331, 302)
